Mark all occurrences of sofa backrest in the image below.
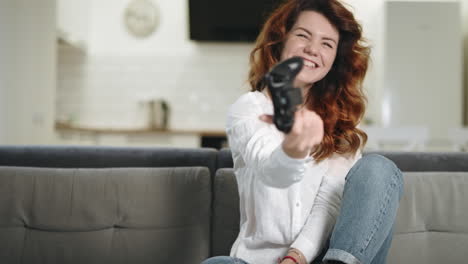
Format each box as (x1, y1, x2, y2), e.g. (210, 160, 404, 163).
(0, 166, 211, 264)
(0, 146, 218, 175)
(217, 148, 468, 171)
(369, 151, 468, 171)
(217, 148, 234, 169)
(212, 150, 468, 264)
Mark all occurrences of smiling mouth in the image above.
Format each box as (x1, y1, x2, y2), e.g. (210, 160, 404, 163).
(303, 60, 319, 68)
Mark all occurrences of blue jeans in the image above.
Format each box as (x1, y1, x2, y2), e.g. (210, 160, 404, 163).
(202, 154, 404, 264)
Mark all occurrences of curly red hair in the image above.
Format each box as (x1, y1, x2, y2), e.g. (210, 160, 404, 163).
(249, 0, 370, 161)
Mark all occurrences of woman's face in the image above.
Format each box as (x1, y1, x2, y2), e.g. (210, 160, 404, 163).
(280, 11, 339, 90)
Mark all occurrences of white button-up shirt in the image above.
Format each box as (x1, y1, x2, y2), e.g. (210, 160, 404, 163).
(226, 91, 361, 264)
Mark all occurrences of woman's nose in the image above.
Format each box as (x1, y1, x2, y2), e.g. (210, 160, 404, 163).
(304, 41, 319, 55)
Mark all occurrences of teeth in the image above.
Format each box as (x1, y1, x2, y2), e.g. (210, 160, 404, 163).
(304, 60, 317, 68)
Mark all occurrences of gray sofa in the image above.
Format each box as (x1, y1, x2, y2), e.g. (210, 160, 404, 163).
(0, 146, 467, 264)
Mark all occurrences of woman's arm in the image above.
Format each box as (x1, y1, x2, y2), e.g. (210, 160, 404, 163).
(227, 94, 310, 187)
(289, 152, 362, 262)
(289, 175, 344, 262)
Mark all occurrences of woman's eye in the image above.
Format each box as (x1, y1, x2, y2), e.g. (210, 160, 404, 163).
(296, 34, 308, 39)
(323, 42, 333, 48)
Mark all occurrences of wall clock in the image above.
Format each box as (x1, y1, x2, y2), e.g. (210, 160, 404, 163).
(124, 0, 160, 38)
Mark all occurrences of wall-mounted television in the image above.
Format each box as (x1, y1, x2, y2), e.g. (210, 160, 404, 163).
(188, 0, 281, 42)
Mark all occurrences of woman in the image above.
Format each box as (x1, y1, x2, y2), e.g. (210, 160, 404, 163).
(203, 0, 403, 263)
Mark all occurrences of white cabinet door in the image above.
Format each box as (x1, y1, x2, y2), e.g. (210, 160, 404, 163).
(384, 1, 462, 139)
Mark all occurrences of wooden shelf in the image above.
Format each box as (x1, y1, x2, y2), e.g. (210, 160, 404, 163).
(54, 122, 226, 138)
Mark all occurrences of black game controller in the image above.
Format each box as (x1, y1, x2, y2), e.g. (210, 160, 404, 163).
(264, 56, 304, 133)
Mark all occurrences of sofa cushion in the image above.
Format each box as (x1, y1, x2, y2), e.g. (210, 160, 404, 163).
(212, 169, 468, 264)
(0, 166, 211, 264)
(211, 168, 239, 256)
(388, 171, 468, 264)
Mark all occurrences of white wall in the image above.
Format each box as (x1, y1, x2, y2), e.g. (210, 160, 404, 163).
(0, 0, 56, 144)
(57, 0, 468, 130)
(57, 0, 90, 48)
(88, 0, 193, 55)
(57, 0, 251, 135)
(0, 1, 12, 141)
(1, 0, 466, 145)
(464, 0, 468, 124)
(341, 0, 386, 125)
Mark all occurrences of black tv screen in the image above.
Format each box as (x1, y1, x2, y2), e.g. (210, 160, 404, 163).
(189, 0, 282, 42)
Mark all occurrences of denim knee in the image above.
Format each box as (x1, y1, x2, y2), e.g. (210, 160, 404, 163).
(347, 154, 404, 199)
(201, 256, 246, 264)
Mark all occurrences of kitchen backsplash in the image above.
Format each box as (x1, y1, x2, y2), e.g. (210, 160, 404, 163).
(56, 45, 251, 131)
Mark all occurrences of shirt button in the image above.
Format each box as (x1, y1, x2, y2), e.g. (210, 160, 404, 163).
(296, 202, 300, 207)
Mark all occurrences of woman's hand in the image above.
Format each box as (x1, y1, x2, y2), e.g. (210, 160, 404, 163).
(260, 108, 324, 159)
(277, 248, 308, 264)
(280, 259, 297, 264)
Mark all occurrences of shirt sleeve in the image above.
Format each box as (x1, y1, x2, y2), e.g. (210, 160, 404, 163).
(290, 150, 362, 262)
(226, 93, 308, 188)
(290, 174, 344, 262)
